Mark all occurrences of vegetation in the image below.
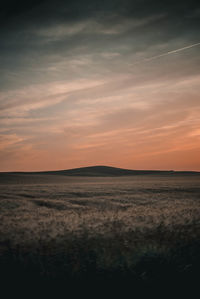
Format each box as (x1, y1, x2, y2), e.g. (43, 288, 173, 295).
(0, 174, 200, 295)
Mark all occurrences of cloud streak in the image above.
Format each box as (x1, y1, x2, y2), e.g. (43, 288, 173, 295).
(143, 42, 200, 62)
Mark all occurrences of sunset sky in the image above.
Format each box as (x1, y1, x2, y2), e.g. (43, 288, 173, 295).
(0, 0, 200, 171)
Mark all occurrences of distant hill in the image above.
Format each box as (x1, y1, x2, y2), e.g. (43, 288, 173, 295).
(31, 165, 200, 176)
(45, 165, 172, 176)
(1, 165, 200, 177)
(43, 165, 156, 176)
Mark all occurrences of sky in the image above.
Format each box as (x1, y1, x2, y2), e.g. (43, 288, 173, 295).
(0, 0, 200, 171)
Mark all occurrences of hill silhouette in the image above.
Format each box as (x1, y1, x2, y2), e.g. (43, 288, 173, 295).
(37, 165, 199, 176)
(1, 165, 199, 177)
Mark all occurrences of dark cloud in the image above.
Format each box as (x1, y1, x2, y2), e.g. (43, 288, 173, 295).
(1, 0, 199, 39)
(1, 1, 200, 21)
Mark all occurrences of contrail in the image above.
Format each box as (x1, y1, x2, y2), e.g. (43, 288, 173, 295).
(143, 42, 200, 63)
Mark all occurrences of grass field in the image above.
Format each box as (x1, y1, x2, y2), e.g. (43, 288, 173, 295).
(0, 174, 200, 295)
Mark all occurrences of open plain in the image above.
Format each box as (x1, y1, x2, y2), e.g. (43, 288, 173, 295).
(0, 171, 200, 295)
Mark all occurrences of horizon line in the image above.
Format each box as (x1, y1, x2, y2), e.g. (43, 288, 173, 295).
(0, 165, 200, 173)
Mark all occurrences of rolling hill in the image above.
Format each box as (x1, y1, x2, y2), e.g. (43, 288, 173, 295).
(3, 165, 199, 176)
(46, 165, 174, 176)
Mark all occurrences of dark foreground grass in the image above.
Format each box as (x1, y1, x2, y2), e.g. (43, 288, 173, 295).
(1, 175, 200, 296)
(1, 222, 200, 297)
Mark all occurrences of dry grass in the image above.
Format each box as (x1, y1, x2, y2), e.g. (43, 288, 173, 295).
(0, 174, 200, 295)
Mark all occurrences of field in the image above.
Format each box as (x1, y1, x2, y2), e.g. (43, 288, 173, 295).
(0, 174, 200, 295)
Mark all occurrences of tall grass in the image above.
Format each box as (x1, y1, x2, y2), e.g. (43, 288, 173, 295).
(0, 175, 200, 295)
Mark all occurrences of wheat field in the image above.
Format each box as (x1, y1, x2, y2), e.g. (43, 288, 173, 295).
(0, 174, 200, 295)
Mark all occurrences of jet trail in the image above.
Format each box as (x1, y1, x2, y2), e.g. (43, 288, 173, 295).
(144, 42, 200, 62)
